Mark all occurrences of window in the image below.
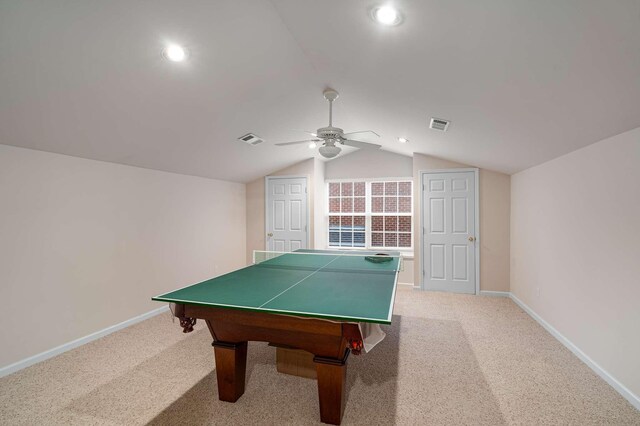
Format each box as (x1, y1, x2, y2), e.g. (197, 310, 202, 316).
(328, 180, 412, 249)
(371, 181, 412, 248)
(328, 182, 366, 247)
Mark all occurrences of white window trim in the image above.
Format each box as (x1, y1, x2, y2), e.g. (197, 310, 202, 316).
(325, 177, 413, 252)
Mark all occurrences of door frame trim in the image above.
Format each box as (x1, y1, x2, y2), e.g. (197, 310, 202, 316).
(264, 175, 311, 251)
(419, 168, 480, 294)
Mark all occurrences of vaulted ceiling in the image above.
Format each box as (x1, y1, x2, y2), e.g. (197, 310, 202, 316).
(1, 0, 639, 182)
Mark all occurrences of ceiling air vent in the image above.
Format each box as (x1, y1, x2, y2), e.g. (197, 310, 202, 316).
(429, 118, 450, 132)
(238, 133, 264, 146)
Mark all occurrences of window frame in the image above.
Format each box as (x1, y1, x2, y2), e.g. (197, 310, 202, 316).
(326, 177, 413, 251)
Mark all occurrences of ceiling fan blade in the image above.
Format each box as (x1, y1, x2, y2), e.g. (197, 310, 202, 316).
(289, 129, 319, 137)
(342, 130, 380, 138)
(275, 139, 320, 146)
(342, 139, 382, 149)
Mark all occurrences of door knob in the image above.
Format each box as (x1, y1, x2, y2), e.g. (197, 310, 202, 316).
(267, 233, 273, 237)
(468, 236, 476, 242)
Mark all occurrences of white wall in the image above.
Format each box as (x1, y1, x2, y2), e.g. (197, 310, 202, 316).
(0, 145, 246, 368)
(511, 127, 640, 401)
(325, 149, 413, 180)
(314, 158, 326, 249)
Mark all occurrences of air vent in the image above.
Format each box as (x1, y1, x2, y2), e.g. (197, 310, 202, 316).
(429, 118, 450, 132)
(238, 133, 264, 146)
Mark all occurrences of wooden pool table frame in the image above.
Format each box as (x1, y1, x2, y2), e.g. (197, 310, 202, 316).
(174, 302, 364, 425)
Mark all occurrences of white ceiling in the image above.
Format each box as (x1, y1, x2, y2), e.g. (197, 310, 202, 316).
(1, 0, 639, 183)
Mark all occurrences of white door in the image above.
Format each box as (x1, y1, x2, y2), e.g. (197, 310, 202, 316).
(422, 171, 477, 294)
(266, 176, 308, 252)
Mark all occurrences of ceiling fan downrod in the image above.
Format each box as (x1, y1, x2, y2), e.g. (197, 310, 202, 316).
(329, 99, 333, 127)
(323, 89, 339, 128)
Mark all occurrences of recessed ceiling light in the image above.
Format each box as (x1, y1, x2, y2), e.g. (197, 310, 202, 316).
(309, 141, 317, 149)
(372, 6, 401, 26)
(398, 137, 408, 143)
(162, 44, 188, 62)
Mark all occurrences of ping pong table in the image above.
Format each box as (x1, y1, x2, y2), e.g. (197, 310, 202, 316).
(152, 249, 400, 425)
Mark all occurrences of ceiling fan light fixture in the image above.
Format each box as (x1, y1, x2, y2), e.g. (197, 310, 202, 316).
(372, 6, 402, 26)
(318, 144, 341, 158)
(398, 137, 408, 143)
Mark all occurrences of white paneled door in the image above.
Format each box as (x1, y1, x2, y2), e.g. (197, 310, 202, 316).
(266, 176, 308, 252)
(422, 171, 477, 294)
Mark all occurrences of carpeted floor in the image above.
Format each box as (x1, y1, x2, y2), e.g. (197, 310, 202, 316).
(1, 287, 638, 425)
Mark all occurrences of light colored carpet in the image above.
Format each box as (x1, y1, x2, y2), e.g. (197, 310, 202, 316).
(1, 287, 638, 425)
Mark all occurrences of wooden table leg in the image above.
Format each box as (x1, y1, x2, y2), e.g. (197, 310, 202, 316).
(212, 341, 248, 402)
(314, 350, 350, 425)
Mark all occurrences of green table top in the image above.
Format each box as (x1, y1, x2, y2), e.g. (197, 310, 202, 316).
(152, 249, 401, 324)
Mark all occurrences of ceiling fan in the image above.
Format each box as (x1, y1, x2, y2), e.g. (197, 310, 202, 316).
(275, 89, 381, 158)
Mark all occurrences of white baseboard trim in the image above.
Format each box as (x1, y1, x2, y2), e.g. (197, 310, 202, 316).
(509, 293, 640, 411)
(479, 290, 510, 297)
(398, 282, 414, 287)
(0, 305, 170, 378)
